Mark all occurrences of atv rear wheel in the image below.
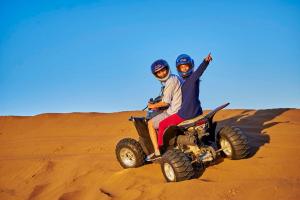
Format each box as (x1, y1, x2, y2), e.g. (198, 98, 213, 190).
(115, 138, 146, 168)
(218, 126, 250, 160)
(160, 149, 195, 182)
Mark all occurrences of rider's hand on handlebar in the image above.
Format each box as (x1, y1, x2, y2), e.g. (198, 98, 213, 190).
(148, 103, 157, 110)
(205, 53, 213, 63)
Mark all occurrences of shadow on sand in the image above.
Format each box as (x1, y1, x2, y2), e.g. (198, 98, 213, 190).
(217, 108, 291, 157)
(193, 108, 291, 180)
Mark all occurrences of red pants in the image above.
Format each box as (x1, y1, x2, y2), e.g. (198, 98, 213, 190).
(158, 113, 185, 147)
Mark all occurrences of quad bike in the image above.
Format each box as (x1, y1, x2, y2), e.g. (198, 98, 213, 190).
(115, 101, 250, 182)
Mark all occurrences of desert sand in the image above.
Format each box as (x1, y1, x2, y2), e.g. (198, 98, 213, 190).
(0, 108, 299, 200)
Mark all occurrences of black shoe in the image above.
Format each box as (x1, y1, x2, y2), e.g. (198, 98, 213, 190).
(146, 153, 161, 162)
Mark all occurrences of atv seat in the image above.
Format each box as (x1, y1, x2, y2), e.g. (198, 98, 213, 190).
(178, 114, 206, 129)
(177, 103, 230, 129)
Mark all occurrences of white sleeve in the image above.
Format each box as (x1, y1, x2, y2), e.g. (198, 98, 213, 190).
(162, 77, 178, 104)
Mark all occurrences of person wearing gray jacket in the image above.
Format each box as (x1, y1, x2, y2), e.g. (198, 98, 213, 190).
(146, 59, 182, 161)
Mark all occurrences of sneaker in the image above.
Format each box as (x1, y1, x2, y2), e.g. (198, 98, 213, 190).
(146, 153, 161, 162)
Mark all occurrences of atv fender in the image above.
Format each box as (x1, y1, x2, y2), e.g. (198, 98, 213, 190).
(130, 117, 154, 155)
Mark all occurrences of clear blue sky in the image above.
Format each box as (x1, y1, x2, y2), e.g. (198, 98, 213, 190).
(0, 0, 299, 116)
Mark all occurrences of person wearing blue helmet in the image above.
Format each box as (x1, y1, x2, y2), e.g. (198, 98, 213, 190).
(157, 53, 213, 147)
(176, 54, 195, 78)
(147, 59, 182, 161)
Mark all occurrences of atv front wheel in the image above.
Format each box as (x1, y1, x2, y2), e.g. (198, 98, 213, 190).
(115, 138, 146, 168)
(160, 149, 195, 182)
(218, 126, 250, 160)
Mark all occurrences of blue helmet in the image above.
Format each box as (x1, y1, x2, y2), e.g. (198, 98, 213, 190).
(151, 59, 170, 82)
(176, 54, 194, 78)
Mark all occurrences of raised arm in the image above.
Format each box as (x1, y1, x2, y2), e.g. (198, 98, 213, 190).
(188, 53, 213, 82)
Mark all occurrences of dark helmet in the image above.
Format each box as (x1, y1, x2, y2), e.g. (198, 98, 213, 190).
(151, 59, 171, 82)
(176, 54, 194, 78)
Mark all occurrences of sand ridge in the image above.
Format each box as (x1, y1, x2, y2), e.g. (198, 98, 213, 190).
(0, 109, 299, 200)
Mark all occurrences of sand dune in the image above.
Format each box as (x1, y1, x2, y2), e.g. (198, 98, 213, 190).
(0, 109, 299, 200)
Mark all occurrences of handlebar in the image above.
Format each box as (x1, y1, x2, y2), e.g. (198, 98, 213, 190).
(142, 96, 163, 111)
